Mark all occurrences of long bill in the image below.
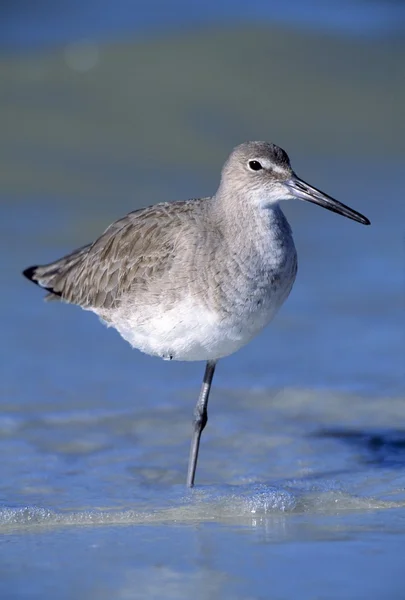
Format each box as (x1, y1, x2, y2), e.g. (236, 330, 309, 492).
(285, 176, 370, 225)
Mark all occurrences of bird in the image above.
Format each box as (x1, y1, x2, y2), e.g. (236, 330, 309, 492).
(22, 141, 370, 487)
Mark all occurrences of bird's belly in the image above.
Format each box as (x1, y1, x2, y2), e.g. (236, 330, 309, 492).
(99, 282, 290, 362)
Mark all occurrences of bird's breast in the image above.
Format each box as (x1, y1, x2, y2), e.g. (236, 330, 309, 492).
(98, 206, 297, 362)
(215, 212, 298, 322)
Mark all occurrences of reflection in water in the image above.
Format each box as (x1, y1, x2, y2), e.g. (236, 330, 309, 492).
(116, 566, 232, 600)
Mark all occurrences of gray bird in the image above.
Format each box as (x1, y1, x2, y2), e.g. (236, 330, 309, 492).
(23, 141, 370, 487)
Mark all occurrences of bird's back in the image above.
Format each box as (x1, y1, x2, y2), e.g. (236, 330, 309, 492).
(24, 198, 212, 311)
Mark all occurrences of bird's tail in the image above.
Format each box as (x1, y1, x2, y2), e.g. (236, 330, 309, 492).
(23, 244, 91, 300)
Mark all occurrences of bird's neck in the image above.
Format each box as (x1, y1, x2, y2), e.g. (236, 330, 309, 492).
(212, 192, 293, 255)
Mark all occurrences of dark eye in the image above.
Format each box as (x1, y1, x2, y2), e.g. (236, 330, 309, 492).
(248, 160, 263, 171)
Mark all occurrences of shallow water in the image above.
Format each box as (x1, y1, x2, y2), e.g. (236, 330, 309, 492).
(1, 18, 405, 600)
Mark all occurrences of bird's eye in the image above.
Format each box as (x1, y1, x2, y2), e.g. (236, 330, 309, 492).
(248, 160, 263, 171)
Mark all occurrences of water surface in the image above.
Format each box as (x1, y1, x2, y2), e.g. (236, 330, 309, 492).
(1, 22, 404, 600)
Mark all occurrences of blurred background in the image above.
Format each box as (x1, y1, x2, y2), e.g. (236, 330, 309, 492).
(1, 2, 405, 599)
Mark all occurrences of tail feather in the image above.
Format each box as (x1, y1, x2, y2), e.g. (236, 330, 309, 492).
(22, 244, 91, 300)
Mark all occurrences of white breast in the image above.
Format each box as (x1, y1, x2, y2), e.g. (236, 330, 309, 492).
(94, 205, 297, 362)
(98, 259, 295, 362)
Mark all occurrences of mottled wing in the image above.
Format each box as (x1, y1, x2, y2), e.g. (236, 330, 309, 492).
(56, 200, 205, 310)
(23, 243, 92, 301)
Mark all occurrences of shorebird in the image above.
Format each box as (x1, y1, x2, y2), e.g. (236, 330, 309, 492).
(23, 142, 370, 487)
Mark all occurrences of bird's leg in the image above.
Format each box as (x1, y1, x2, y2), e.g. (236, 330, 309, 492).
(186, 360, 217, 488)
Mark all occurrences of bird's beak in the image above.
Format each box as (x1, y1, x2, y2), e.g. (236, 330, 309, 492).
(285, 175, 370, 225)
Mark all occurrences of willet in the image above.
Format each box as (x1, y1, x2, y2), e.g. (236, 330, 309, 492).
(23, 142, 370, 487)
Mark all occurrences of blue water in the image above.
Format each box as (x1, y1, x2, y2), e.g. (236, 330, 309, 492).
(1, 12, 405, 599)
(1, 150, 404, 597)
(1, 0, 405, 50)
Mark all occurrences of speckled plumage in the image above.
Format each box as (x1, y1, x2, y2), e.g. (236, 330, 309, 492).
(25, 143, 299, 361)
(23, 141, 370, 487)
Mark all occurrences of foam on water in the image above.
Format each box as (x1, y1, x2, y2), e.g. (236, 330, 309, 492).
(1, 480, 402, 534)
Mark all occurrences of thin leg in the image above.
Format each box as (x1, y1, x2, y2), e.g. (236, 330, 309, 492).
(186, 360, 217, 488)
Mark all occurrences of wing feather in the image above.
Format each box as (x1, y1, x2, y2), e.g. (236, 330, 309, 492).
(55, 199, 208, 309)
